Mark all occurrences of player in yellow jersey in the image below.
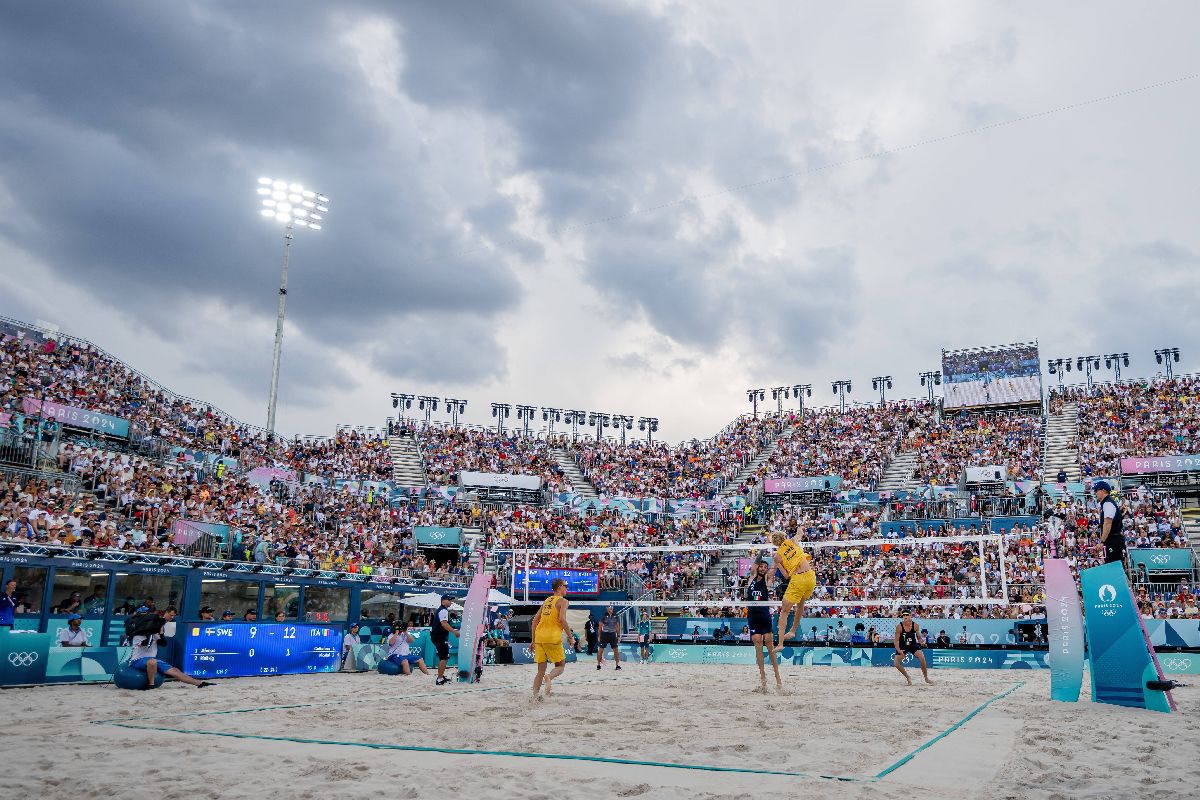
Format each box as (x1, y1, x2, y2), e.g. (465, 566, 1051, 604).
(772, 530, 816, 649)
(530, 578, 575, 703)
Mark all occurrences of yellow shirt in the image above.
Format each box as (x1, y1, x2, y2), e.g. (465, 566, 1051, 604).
(777, 539, 810, 575)
(534, 596, 563, 644)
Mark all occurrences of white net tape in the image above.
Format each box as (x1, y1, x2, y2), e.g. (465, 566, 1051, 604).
(501, 533, 1009, 609)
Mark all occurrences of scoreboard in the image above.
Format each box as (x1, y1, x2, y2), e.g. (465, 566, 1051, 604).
(512, 567, 599, 595)
(182, 623, 340, 678)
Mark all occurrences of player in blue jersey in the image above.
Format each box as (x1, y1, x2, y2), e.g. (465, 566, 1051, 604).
(746, 560, 786, 694)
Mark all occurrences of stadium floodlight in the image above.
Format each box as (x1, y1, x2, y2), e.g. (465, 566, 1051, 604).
(562, 409, 588, 440)
(871, 375, 893, 406)
(491, 402, 512, 434)
(514, 404, 538, 436)
(1102, 353, 1130, 382)
(1068, 355, 1105, 392)
(444, 398, 467, 427)
(257, 176, 329, 440)
(832, 380, 852, 413)
(746, 388, 766, 419)
(611, 414, 634, 444)
(790, 384, 812, 415)
(918, 371, 941, 403)
(587, 412, 611, 441)
(637, 416, 660, 444)
(1154, 347, 1181, 379)
(541, 407, 563, 435)
(417, 395, 439, 427)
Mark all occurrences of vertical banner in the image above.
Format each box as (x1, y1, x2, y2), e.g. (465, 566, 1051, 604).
(1079, 562, 1173, 713)
(455, 566, 491, 683)
(1043, 559, 1084, 702)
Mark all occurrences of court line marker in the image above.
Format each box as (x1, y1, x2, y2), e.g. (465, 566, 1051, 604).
(93, 673, 1025, 783)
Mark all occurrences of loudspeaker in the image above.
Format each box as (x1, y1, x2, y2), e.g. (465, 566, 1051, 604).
(508, 615, 534, 642)
(492, 645, 514, 664)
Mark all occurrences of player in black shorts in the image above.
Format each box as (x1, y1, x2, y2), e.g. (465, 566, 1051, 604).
(1093, 481, 1127, 566)
(893, 610, 933, 686)
(746, 560, 786, 695)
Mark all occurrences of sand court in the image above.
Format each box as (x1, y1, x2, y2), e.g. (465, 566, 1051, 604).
(7, 663, 1199, 799)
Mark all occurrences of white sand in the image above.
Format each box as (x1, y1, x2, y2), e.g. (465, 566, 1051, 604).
(5, 663, 1198, 800)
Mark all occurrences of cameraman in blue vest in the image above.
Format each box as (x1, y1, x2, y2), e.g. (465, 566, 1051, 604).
(1093, 481, 1125, 565)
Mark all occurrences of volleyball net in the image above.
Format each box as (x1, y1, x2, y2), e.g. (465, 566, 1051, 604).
(497, 532, 1009, 613)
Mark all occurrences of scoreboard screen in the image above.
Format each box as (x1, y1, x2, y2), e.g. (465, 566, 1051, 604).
(182, 623, 341, 678)
(512, 568, 599, 595)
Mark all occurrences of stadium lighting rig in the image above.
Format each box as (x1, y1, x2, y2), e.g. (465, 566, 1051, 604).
(831, 380, 852, 413)
(542, 407, 563, 435)
(637, 416, 659, 444)
(390, 393, 415, 427)
(563, 409, 588, 440)
(1069, 355, 1104, 391)
(443, 398, 467, 426)
(1155, 347, 1181, 379)
(1045, 358, 1072, 389)
(514, 404, 538, 436)
(918, 370, 941, 402)
(256, 176, 329, 440)
(416, 395, 439, 427)
(611, 414, 634, 444)
(871, 375, 893, 406)
(1102, 353, 1130, 382)
(792, 384, 812, 415)
(491, 402, 512, 434)
(746, 388, 766, 419)
(587, 412, 612, 441)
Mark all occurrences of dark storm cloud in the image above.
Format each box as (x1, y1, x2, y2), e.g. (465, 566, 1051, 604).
(385, 1, 860, 360)
(0, 1, 524, 383)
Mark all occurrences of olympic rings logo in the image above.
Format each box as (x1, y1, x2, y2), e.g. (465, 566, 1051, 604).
(1149, 555, 1170, 565)
(667, 649, 687, 658)
(7, 651, 39, 667)
(1162, 658, 1191, 672)
(521, 647, 534, 659)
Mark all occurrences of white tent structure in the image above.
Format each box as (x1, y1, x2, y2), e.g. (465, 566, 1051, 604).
(487, 588, 517, 605)
(401, 592, 463, 611)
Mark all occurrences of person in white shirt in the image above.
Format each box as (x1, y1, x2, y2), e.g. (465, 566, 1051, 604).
(341, 623, 361, 671)
(385, 622, 430, 676)
(58, 614, 91, 647)
(128, 616, 211, 687)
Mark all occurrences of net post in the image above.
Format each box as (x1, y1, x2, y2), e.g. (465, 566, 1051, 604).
(523, 548, 530, 603)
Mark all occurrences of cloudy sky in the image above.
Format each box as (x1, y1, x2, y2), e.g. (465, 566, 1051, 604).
(0, 1, 1196, 442)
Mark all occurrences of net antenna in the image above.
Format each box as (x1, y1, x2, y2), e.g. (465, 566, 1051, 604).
(498, 532, 1009, 611)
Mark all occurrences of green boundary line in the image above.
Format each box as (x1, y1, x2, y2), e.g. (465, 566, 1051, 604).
(92, 675, 1025, 783)
(874, 681, 1026, 778)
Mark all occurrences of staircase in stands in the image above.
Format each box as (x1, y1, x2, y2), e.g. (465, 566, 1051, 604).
(1183, 510, 1200, 581)
(388, 433, 427, 487)
(693, 523, 766, 597)
(551, 448, 598, 499)
(719, 418, 798, 499)
(1042, 401, 1080, 482)
(877, 449, 921, 492)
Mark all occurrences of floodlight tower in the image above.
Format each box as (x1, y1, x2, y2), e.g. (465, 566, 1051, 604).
(918, 370, 941, 403)
(1154, 347, 1181, 379)
(746, 388, 766, 419)
(256, 176, 328, 440)
(542, 407, 563, 435)
(417, 395, 439, 427)
(1102, 353, 1130, 382)
(637, 416, 659, 444)
(792, 384, 812, 415)
(444, 398, 467, 427)
(491, 403, 512, 434)
(514, 404, 538, 436)
(611, 414, 634, 444)
(872, 375, 893, 406)
(1046, 358, 1071, 390)
(832, 380, 852, 413)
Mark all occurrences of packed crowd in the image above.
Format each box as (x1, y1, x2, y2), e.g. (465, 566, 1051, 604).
(0, 441, 473, 585)
(415, 426, 573, 492)
(2, 319, 1198, 628)
(1066, 378, 1200, 476)
(906, 411, 1043, 485)
(759, 403, 930, 490)
(0, 327, 393, 483)
(570, 415, 784, 498)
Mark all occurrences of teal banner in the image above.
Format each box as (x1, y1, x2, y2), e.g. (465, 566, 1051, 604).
(1128, 548, 1193, 573)
(0, 630, 130, 686)
(414, 526, 462, 546)
(1080, 562, 1172, 713)
(615, 643, 1048, 669)
(1044, 558, 1084, 702)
